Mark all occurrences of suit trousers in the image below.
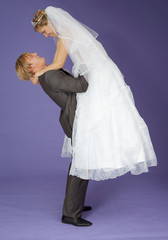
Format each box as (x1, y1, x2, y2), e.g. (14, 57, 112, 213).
(62, 161, 89, 218)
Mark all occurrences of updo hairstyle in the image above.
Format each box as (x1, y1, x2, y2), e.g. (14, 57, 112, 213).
(31, 9, 48, 31)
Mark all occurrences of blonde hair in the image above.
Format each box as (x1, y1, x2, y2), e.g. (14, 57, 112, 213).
(15, 53, 33, 81)
(32, 9, 48, 31)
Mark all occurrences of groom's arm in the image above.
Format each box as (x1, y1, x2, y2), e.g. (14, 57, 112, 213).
(44, 70, 88, 93)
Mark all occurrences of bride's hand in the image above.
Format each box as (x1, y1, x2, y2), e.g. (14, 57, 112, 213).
(35, 69, 45, 78)
(30, 74, 39, 85)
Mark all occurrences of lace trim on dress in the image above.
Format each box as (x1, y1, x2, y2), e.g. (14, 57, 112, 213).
(69, 158, 157, 181)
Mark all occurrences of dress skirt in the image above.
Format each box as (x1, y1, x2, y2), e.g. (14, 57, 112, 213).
(61, 56, 157, 181)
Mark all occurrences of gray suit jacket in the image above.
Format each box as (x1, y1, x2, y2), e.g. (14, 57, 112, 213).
(38, 69, 88, 138)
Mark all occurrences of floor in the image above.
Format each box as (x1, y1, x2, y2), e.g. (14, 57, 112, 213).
(0, 165, 167, 240)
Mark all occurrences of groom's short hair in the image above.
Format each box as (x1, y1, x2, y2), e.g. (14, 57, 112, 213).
(15, 53, 33, 81)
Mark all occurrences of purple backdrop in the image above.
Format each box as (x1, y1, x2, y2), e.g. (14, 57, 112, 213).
(0, 0, 167, 177)
(0, 0, 168, 239)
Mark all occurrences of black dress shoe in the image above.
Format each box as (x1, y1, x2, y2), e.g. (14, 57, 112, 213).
(83, 206, 92, 212)
(62, 215, 92, 226)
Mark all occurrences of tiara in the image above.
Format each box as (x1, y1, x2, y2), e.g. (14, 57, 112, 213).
(31, 14, 44, 27)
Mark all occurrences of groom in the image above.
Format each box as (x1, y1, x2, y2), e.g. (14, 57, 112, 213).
(15, 52, 92, 227)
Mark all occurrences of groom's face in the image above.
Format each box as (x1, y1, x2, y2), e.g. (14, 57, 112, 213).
(27, 52, 46, 73)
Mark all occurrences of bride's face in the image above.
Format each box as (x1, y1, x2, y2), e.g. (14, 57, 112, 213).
(38, 23, 57, 38)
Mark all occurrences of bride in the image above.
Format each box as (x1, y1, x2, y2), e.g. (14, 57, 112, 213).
(31, 6, 157, 180)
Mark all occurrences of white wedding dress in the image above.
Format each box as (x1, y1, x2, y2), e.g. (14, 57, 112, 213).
(44, 6, 157, 180)
(60, 38, 157, 181)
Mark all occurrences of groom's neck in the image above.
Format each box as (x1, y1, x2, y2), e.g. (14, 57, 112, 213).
(42, 63, 47, 69)
(36, 64, 47, 72)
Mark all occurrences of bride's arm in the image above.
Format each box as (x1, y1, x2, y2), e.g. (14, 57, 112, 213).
(36, 38, 68, 77)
